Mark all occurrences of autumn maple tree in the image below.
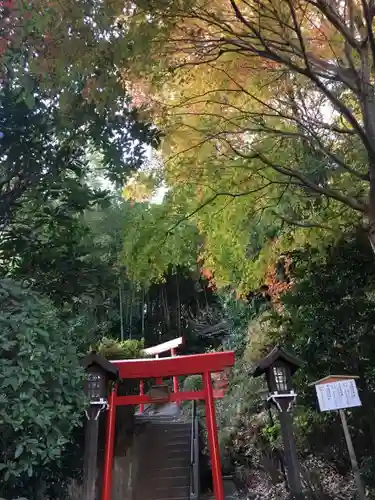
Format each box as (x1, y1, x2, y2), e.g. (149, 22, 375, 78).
(120, 0, 375, 251)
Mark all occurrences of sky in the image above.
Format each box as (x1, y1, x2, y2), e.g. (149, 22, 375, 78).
(141, 144, 167, 204)
(98, 143, 167, 204)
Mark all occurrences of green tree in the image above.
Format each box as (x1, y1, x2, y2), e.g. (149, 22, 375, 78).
(269, 230, 375, 466)
(117, 0, 375, 253)
(0, 0, 146, 115)
(0, 280, 85, 496)
(121, 199, 200, 286)
(0, 84, 157, 227)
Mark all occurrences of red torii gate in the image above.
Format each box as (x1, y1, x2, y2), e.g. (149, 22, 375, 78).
(102, 350, 235, 500)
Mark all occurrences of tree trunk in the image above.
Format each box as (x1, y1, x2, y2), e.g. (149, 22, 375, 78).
(367, 160, 375, 252)
(162, 285, 170, 330)
(357, 361, 375, 454)
(176, 273, 181, 335)
(141, 288, 145, 337)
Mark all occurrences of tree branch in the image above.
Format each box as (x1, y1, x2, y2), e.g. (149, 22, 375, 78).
(272, 211, 336, 231)
(165, 183, 274, 236)
(220, 138, 367, 214)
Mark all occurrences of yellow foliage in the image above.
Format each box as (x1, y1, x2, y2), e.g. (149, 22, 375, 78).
(244, 313, 275, 367)
(117, 0, 368, 291)
(123, 173, 156, 202)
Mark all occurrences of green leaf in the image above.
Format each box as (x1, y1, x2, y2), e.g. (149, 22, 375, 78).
(24, 92, 36, 109)
(14, 444, 24, 459)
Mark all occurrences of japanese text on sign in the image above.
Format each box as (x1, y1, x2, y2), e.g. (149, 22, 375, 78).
(315, 379, 361, 412)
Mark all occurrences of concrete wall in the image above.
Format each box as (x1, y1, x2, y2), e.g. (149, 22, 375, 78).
(112, 419, 149, 500)
(69, 406, 147, 500)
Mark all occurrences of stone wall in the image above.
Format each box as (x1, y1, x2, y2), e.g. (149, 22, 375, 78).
(111, 418, 149, 500)
(70, 406, 147, 500)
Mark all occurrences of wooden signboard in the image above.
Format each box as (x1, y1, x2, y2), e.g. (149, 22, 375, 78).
(310, 374, 364, 500)
(313, 376, 361, 412)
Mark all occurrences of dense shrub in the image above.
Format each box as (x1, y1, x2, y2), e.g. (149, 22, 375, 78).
(183, 374, 203, 392)
(0, 280, 85, 496)
(96, 336, 144, 360)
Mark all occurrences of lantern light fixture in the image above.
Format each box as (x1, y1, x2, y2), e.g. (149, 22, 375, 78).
(273, 364, 289, 393)
(82, 351, 119, 420)
(253, 345, 302, 411)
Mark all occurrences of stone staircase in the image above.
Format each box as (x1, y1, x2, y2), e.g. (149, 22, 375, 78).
(133, 412, 191, 500)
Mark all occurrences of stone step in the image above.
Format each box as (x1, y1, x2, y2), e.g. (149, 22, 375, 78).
(145, 430, 190, 436)
(151, 457, 190, 469)
(143, 434, 190, 444)
(161, 440, 191, 448)
(149, 430, 191, 440)
(138, 425, 190, 434)
(135, 485, 189, 499)
(141, 457, 190, 469)
(153, 448, 190, 459)
(146, 443, 190, 451)
(147, 434, 191, 442)
(135, 414, 185, 420)
(145, 475, 190, 488)
(134, 492, 189, 500)
(138, 421, 190, 429)
(140, 448, 190, 460)
(149, 466, 190, 475)
(156, 426, 190, 433)
(135, 417, 189, 426)
(145, 433, 190, 442)
(152, 438, 190, 446)
(140, 435, 190, 446)
(144, 427, 190, 434)
(135, 496, 187, 500)
(147, 473, 190, 483)
(145, 470, 190, 480)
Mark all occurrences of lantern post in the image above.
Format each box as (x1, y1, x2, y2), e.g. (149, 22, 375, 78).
(253, 345, 303, 499)
(82, 352, 119, 500)
(257, 388, 288, 489)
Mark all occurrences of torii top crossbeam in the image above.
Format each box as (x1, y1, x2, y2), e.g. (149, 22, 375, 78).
(143, 336, 184, 357)
(112, 351, 234, 379)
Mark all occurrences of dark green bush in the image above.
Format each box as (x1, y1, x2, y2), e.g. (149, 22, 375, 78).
(0, 280, 85, 496)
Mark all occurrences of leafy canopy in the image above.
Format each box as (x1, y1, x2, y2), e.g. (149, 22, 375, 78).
(121, 199, 200, 286)
(115, 0, 368, 291)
